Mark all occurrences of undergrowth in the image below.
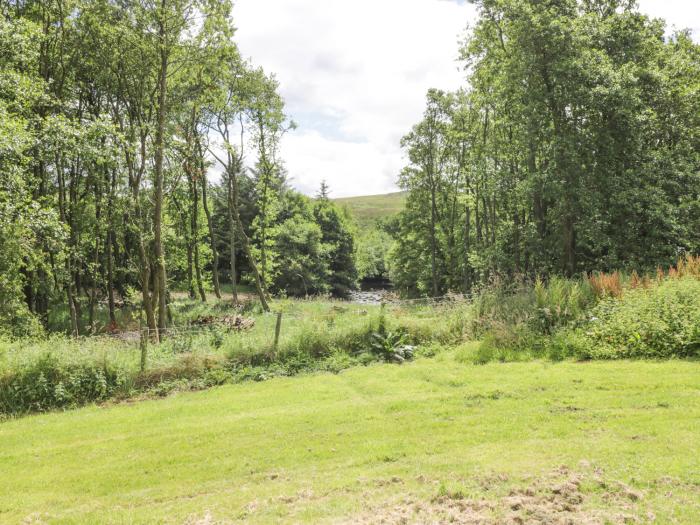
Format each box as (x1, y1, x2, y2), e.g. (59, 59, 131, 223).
(3, 255, 698, 415)
(472, 255, 700, 364)
(0, 300, 470, 416)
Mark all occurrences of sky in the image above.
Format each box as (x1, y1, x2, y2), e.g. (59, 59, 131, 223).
(232, 0, 700, 198)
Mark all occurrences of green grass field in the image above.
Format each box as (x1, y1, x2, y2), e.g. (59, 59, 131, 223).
(335, 191, 406, 231)
(1, 351, 698, 524)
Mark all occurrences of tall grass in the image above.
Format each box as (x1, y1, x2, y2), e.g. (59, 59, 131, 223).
(471, 255, 700, 363)
(4, 255, 698, 414)
(0, 299, 472, 416)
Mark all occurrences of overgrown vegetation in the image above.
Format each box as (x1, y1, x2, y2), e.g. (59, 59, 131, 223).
(0, 300, 469, 416)
(471, 255, 700, 364)
(4, 255, 699, 416)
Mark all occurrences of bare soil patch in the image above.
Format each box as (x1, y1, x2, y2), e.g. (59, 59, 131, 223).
(344, 465, 648, 524)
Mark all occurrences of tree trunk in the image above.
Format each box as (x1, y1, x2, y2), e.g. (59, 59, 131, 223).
(89, 178, 102, 334)
(153, 3, 169, 333)
(230, 169, 269, 311)
(463, 205, 471, 291)
(513, 209, 521, 274)
(105, 169, 117, 326)
(201, 170, 221, 299)
(563, 215, 576, 277)
(191, 175, 206, 302)
(429, 185, 439, 297)
(227, 174, 239, 305)
(187, 242, 195, 299)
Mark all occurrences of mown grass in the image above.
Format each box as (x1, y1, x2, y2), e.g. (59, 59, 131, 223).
(0, 354, 698, 523)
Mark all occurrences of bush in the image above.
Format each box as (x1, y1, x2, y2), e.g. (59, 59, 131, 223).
(0, 352, 131, 414)
(574, 277, 700, 359)
(470, 267, 700, 363)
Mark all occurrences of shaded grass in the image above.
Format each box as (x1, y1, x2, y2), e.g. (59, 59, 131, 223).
(0, 356, 698, 523)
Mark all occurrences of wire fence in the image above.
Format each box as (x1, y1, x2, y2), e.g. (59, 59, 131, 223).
(102, 292, 477, 347)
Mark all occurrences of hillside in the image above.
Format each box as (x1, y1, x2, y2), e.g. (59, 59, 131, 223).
(334, 191, 406, 231)
(1, 355, 698, 523)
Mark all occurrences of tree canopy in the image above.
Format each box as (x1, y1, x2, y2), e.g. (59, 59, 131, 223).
(391, 0, 700, 296)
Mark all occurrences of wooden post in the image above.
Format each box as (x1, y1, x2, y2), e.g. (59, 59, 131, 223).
(379, 301, 386, 335)
(273, 312, 283, 351)
(140, 309, 148, 372)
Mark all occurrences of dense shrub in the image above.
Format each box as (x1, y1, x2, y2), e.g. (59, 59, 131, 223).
(472, 262, 700, 363)
(572, 278, 700, 359)
(0, 352, 131, 414)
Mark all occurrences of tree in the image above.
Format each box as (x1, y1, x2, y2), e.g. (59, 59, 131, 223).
(313, 197, 358, 298)
(392, 0, 700, 296)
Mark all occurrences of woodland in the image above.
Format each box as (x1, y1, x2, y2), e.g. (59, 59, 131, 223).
(2, 0, 699, 340)
(1, 1, 700, 522)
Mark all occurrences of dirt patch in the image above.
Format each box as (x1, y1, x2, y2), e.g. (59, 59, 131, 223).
(342, 465, 646, 524)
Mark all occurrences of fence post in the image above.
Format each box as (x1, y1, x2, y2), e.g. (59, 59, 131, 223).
(378, 300, 386, 335)
(273, 312, 283, 352)
(139, 310, 148, 372)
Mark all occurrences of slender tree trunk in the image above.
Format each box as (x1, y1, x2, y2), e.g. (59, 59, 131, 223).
(563, 215, 576, 277)
(513, 209, 521, 274)
(187, 243, 195, 299)
(188, 171, 206, 301)
(230, 169, 269, 311)
(463, 205, 471, 291)
(429, 185, 439, 297)
(226, 174, 239, 305)
(490, 195, 497, 246)
(106, 232, 116, 325)
(153, 3, 169, 333)
(89, 178, 102, 333)
(201, 171, 221, 299)
(105, 169, 117, 325)
(130, 139, 158, 341)
(475, 182, 483, 244)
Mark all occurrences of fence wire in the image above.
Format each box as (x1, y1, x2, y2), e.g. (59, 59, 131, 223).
(101, 292, 478, 348)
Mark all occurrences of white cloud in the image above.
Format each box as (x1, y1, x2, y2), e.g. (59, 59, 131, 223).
(637, 0, 700, 39)
(232, 0, 699, 198)
(233, 0, 472, 197)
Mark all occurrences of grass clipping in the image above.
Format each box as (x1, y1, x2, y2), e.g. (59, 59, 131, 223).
(345, 464, 649, 525)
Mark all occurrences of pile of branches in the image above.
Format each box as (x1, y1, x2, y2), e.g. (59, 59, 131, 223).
(191, 314, 255, 332)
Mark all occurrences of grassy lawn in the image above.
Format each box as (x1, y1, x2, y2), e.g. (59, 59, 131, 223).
(1, 352, 698, 524)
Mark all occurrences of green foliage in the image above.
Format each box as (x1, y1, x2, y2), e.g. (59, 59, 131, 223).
(0, 353, 127, 413)
(356, 228, 393, 282)
(0, 16, 60, 337)
(270, 193, 330, 296)
(0, 299, 467, 415)
(473, 271, 700, 363)
(369, 331, 415, 364)
(393, 1, 700, 296)
(575, 278, 700, 359)
(313, 196, 358, 297)
(531, 277, 594, 334)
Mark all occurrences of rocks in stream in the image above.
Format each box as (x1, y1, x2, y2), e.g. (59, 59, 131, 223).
(348, 290, 389, 305)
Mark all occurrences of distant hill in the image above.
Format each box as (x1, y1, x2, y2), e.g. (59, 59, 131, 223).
(334, 191, 406, 231)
